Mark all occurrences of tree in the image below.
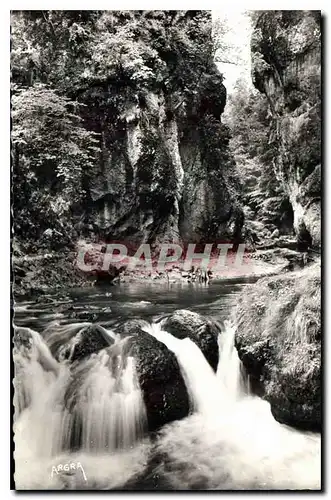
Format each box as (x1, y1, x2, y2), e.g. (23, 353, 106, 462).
(11, 84, 100, 242)
(225, 78, 293, 236)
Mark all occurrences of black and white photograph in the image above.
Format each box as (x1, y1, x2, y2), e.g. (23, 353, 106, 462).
(11, 8, 322, 491)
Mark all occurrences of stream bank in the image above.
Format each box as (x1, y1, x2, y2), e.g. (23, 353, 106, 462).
(12, 241, 320, 300)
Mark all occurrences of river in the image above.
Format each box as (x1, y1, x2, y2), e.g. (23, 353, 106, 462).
(13, 278, 321, 490)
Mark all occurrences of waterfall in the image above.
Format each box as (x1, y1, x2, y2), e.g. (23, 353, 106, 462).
(14, 327, 147, 462)
(14, 327, 71, 458)
(13, 319, 321, 490)
(13, 327, 61, 417)
(144, 320, 321, 490)
(65, 347, 147, 452)
(216, 321, 251, 401)
(143, 320, 250, 414)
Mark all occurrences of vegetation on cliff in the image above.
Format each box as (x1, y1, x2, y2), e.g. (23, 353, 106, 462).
(250, 10, 321, 248)
(12, 11, 239, 252)
(226, 79, 294, 242)
(224, 10, 321, 250)
(235, 263, 321, 430)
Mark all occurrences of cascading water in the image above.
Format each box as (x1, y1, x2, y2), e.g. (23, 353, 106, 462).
(144, 322, 221, 414)
(13, 316, 321, 490)
(143, 320, 249, 413)
(143, 321, 321, 490)
(64, 347, 147, 452)
(13, 324, 148, 489)
(216, 322, 251, 400)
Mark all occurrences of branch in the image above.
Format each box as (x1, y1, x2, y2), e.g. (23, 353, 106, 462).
(41, 10, 56, 37)
(215, 59, 240, 66)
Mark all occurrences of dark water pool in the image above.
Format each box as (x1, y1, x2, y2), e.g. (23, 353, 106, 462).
(13, 277, 259, 331)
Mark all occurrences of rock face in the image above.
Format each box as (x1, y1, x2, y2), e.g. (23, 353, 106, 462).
(234, 263, 321, 430)
(161, 310, 220, 371)
(251, 11, 321, 248)
(86, 89, 242, 244)
(80, 12, 243, 245)
(87, 92, 186, 243)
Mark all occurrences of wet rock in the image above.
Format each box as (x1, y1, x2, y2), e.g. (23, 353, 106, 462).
(161, 310, 220, 371)
(235, 263, 321, 430)
(46, 323, 114, 362)
(69, 324, 115, 362)
(123, 327, 190, 432)
(13, 326, 34, 351)
(118, 319, 151, 338)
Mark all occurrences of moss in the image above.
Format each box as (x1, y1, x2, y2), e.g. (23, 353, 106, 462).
(235, 263, 321, 430)
(13, 251, 92, 299)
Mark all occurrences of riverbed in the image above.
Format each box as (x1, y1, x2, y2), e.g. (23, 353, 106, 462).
(13, 278, 321, 490)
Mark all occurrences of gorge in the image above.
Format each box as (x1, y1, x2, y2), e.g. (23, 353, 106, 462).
(11, 10, 321, 491)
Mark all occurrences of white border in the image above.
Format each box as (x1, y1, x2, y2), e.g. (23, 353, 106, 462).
(2, 2, 330, 498)
(5, 1, 331, 10)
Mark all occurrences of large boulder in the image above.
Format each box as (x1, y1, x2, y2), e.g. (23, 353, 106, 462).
(161, 310, 220, 371)
(234, 263, 321, 430)
(67, 324, 115, 362)
(122, 324, 190, 432)
(64, 323, 190, 446)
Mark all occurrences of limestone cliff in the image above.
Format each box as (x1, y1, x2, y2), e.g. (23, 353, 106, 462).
(11, 11, 244, 250)
(79, 12, 243, 244)
(251, 10, 321, 248)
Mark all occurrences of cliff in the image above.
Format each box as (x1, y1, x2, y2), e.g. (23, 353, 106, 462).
(251, 10, 321, 248)
(83, 79, 242, 244)
(11, 10, 243, 251)
(80, 12, 243, 244)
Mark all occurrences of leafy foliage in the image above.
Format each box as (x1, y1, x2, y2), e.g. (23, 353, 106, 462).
(226, 78, 292, 236)
(12, 84, 99, 202)
(11, 84, 100, 247)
